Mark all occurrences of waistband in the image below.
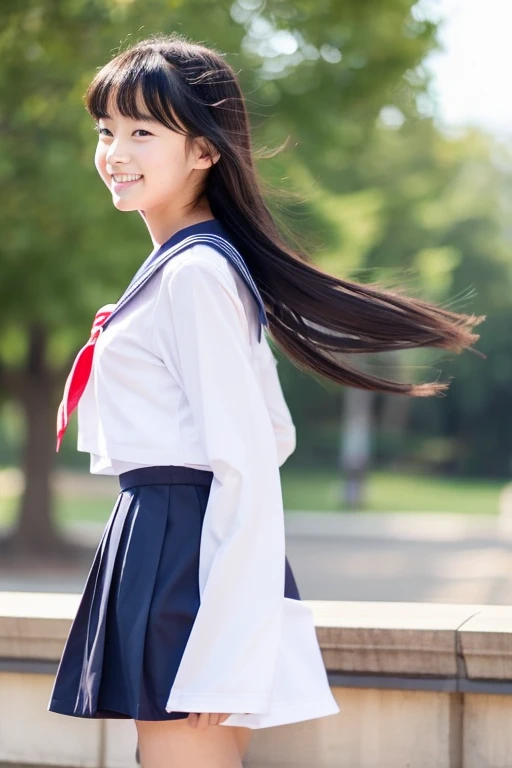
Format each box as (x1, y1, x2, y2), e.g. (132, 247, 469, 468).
(119, 465, 214, 491)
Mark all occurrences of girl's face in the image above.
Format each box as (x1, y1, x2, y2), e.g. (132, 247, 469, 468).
(94, 95, 216, 215)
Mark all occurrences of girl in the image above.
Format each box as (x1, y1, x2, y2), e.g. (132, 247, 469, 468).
(47, 32, 482, 768)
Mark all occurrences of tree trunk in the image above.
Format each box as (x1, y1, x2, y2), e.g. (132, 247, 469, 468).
(339, 385, 375, 509)
(0, 325, 87, 562)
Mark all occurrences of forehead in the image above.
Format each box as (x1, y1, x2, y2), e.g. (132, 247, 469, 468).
(102, 89, 155, 122)
(100, 88, 187, 133)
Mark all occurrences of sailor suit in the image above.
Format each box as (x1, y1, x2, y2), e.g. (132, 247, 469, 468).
(48, 218, 340, 729)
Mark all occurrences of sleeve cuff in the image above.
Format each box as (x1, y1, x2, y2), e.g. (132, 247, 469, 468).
(165, 690, 272, 715)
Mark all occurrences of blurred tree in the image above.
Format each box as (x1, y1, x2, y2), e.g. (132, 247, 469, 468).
(281, 115, 512, 483)
(346, 121, 512, 478)
(0, 0, 442, 555)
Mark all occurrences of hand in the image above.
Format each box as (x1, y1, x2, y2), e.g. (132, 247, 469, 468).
(187, 712, 231, 729)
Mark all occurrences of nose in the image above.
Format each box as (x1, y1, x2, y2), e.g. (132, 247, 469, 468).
(106, 136, 131, 166)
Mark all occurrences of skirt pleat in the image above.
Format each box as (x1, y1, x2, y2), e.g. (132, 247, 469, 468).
(48, 465, 300, 721)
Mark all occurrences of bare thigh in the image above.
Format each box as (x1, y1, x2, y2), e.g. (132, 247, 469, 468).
(135, 719, 253, 768)
(233, 725, 253, 760)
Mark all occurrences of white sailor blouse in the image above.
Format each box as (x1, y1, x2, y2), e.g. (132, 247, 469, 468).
(75, 219, 340, 729)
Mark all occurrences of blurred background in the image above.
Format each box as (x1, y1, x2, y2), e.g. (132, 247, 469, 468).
(1, 0, 512, 604)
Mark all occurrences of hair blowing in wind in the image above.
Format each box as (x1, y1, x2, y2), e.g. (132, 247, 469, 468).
(84, 32, 484, 397)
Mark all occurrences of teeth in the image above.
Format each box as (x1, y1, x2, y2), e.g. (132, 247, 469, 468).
(113, 174, 142, 182)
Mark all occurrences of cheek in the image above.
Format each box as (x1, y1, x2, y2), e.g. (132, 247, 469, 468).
(146, 139, 189, 178)
(94, 145, 109, 182)
(143, 154, 185, 192)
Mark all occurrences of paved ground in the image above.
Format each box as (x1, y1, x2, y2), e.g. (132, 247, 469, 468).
(2, 510, 512, 605)
(286, 512, 512, 604)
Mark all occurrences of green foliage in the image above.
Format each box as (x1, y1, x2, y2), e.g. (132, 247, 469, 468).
(0, 0, 438, 354)
(1, 0, 511, 482)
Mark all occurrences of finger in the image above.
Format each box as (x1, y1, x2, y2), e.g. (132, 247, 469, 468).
(187, 712, 199, 728)
(218, 714, 231, 724)
(209, 713, 221, 726)
(196, 712, 210, 730)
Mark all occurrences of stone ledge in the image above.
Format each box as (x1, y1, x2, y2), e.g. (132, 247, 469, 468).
(458, 606, 512, 680)
(0, 592, 78, 660)
(3, 592, 512, 686)
(309, 600, 486, 677)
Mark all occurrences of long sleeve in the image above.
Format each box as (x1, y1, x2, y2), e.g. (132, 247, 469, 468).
(256, 331, 296, 467)
(152, 257, 286, 715)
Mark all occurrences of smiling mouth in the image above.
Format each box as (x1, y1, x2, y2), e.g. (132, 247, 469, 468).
(112, 174, 143, 183)
(111, 176, 144, 193)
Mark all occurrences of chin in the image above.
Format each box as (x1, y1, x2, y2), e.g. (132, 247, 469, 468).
(112, 198, 140, 211)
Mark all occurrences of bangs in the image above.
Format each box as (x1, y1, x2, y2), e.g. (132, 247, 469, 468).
(84, 48, 193, 136)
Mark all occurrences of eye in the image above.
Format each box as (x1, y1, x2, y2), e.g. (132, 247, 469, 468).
(93, 125, 153, 137)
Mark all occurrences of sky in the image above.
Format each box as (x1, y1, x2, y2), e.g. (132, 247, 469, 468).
(419, 0, 512, 138)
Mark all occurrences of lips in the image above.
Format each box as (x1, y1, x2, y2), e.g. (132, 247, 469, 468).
(111, 175, 143, 191)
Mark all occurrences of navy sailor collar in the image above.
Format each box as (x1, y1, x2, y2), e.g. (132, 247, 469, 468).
(103, 218, 269, 342)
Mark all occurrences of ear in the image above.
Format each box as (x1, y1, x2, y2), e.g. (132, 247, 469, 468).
(193, 137, 221, 169)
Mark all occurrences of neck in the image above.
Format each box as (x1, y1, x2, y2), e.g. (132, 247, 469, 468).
(138, 202, 215, 250)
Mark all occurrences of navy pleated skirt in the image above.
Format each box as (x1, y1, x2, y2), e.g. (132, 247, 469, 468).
(48, 465, 301, 721)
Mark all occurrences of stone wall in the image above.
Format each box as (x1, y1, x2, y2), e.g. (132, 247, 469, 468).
(2, 593, 512, 768)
